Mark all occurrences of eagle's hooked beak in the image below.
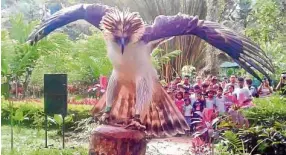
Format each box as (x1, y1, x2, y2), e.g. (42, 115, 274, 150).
(120, 38, 125, 55)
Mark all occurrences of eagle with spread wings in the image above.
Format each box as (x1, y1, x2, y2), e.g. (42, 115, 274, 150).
(27, 4, 274, 137)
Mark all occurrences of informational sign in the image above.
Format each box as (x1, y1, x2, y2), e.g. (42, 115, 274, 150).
(44, 74, 67, 116)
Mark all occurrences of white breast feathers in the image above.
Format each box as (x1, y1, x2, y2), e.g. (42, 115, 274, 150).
(105, 41, 158, 82)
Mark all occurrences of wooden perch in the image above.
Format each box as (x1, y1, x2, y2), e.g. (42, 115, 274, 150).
(89, 125, 147, 155)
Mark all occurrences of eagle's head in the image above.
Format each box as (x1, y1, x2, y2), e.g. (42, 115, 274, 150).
(100, 8, 145, 54)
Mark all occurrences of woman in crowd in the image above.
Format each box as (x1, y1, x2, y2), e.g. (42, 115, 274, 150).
(258, 78, 273, 98)
(276, 72, 286, 96)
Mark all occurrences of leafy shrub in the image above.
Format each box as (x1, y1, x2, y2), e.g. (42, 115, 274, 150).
(238, 126, 286, 154)
(218, 96, 286, 154)
(1, 99, 93, 131)
(243, 95, 286, 126)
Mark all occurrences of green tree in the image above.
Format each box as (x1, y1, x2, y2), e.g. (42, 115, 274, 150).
(30, 28, 112, 87)
(1, 14, 74, 98)
(245, 0, 286, 78)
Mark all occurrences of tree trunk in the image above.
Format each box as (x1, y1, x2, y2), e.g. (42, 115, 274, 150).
(15, 77, 18, 99)
(23, 72, 31, 99)
(199, 0, 220, 76)
(89, 125, 147, 155)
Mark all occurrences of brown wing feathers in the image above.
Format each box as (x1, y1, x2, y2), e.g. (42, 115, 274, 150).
(92, 81, 190, 137)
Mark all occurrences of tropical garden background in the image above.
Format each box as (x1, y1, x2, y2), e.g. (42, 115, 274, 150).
(1, 0, 286, 154)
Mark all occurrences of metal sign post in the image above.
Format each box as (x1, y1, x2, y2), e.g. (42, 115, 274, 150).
(45, 114, 48, 148)
(62, 115, 65, 149)
(10, 100, 13, 150)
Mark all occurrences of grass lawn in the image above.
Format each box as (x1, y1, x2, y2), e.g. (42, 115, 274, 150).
(1, 125, 88, 155)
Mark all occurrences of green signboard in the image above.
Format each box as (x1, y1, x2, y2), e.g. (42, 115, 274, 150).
(44, 74, 67, 116)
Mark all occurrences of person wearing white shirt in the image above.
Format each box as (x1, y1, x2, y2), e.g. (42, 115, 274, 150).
(234, 77, 253, 107)
(205, 90, 215, 109)
(190, 84, 201, 106)
(224, 75, 239, 92)
(183, 98, 193, 127)
(215, 87, 226, 115)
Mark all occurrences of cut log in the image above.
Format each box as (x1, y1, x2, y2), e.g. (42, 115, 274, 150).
(89, 125, 147, 155)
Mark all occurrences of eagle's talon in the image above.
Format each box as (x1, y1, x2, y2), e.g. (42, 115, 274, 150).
(125, 119, 146, 131)
(99, 113, 110, 124)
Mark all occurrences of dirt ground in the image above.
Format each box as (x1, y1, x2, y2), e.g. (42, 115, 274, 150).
(146, 137, 193, 155)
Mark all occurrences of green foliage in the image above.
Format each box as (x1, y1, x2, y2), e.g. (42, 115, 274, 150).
(1, 99, 93, 131)
(12, 108, 25, 122)
(1, 14, 41, 78)
(221, 131, 243, 153)
(73, 28, 112, 78)
(9, 14, 39, 43)
(2, 14, 112, 94)
(243, 95, 286, 126)
(1, 30, 15, 76)
(53, 114, 74, 127)
(1, 125, 88, 155)
(219, 95, 286, 154)
(245, 0, 286, 76)
(30, 28, 112, 86)
(151, 48, 182, 70)
(214, 143, 231, 155)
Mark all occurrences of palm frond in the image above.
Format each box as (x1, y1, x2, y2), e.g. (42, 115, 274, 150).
(222, 131, 243, 153)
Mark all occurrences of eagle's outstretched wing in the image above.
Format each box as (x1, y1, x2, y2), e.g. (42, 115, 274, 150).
(27, 4, 110, 44)
(141, 14, 274, 80)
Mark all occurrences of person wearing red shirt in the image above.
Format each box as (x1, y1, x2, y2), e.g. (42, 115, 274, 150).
(175, 92, 184, 114)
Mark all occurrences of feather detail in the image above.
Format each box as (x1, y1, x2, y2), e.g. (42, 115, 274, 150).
(100, 8, 145, 43)
(92, 81, 189, 137)
(141, 14, 274, 81)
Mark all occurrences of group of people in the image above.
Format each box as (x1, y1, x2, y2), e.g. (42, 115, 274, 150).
(163, 73, 286, 131)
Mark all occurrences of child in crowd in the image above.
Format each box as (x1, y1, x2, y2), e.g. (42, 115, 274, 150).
(191, 92, 206, 131)
(215, 87, 226, 115)
(183, 98, 193, 128)
(184, 91, 191, 100)
(224, 85, 237, 111)
(205, 90, 215, 109)
(175, 91, 184, 114)
(201, 82, 209, 98)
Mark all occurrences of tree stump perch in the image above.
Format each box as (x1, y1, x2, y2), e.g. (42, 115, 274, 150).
(89, 125, 147, 155)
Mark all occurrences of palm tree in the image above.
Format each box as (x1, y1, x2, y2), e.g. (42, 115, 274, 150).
(151, 49, 182, 80)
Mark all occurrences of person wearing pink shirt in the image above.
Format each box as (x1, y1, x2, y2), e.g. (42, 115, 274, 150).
(224, 85, 237, 111)
(175, 92, 184, 114)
